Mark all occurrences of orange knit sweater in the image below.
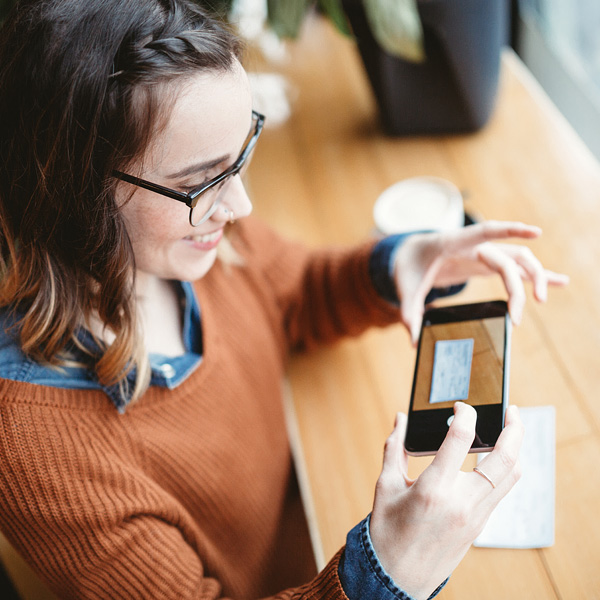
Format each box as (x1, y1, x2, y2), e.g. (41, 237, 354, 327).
(0, 218, 402, 599)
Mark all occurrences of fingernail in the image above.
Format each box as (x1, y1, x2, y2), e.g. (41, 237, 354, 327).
(525, 224, 542, 236)
(535, 280, 547, 302)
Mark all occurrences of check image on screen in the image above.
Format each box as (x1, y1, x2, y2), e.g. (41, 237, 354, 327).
(413, 316, 505, 411)
(429, 338, 474, 404)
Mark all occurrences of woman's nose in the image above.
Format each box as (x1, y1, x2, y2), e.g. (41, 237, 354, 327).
(218, 174, 253, 221)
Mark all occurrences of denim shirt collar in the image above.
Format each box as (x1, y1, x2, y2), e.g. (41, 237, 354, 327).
(0, 281, 203, 413)
(92, 280, 203, 412)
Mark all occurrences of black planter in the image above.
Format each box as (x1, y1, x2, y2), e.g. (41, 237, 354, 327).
(343, 0, 509, 135)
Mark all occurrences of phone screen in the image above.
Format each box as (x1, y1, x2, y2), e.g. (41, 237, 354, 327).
(404, 301, 510, 455)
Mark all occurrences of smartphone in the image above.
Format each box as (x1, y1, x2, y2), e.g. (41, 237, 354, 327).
(404, 300, 511, 456)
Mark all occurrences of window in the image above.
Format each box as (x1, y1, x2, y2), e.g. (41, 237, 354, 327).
(514, 0, 600, 159)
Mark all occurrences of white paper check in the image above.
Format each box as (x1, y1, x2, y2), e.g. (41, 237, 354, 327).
(474, 405, 556, 548)
(429, 338, 474, 404)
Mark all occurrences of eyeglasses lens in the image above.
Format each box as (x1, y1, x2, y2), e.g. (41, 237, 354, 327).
(189, 146, 256, 226)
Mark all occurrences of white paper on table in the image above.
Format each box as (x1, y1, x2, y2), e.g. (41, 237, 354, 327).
(474, 405, 555, 549)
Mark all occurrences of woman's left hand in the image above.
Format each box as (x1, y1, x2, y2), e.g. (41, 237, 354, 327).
(393, 221, 569, 344)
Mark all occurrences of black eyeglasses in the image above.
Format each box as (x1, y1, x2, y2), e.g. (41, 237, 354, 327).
(113, 110, 265, 226)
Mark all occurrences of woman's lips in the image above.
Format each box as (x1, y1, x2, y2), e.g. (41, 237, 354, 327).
(183, 228, 224, 250)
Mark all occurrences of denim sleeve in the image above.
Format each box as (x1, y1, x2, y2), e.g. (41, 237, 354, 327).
(369, 233, 467, 305)
(338, 515, 449, 600)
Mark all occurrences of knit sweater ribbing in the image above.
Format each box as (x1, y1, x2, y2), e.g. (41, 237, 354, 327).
(0, 217, 402, 599)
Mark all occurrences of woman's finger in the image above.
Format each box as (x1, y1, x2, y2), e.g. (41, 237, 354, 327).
(546, 270, 570, 287)
(472, 405, 524, 497)
(401, 298, 425, 347)
(397, 269, 432, 346)
(426, 402, 477, 483)
(443, 221, 542, 253)
(490, 243, 567, 296)
(476, 243, 526, 324)
(394, 236, 440, 344)
(501, 244, 549, 302)
(381, 413, 411, 490)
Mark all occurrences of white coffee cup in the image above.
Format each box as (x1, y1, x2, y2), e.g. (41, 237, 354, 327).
(373, 176, 464, 235)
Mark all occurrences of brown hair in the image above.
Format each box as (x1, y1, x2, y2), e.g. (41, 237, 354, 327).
(0, 0, 242, 400)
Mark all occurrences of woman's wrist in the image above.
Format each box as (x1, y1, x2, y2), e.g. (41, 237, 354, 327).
(338, 515, 449, 600)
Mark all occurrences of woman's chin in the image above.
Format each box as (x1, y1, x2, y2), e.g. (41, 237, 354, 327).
(179, 248, 219, 281)
(145, 247, 219, 282)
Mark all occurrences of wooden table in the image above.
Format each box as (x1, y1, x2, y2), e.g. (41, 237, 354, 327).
(247, 16, 600, 599)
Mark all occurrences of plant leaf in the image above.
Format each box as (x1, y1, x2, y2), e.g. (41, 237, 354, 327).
(362, 0, 425, 62)
(318, 0, 351, 37)
(266, 0, 313, 39)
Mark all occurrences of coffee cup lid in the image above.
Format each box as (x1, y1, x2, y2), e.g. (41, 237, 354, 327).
(374, 176, 464, 235)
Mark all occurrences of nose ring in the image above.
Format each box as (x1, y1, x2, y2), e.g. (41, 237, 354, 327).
(223, 206, 235, 224)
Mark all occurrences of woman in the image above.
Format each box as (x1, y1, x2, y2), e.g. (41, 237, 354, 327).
(0, 0, 567, 599)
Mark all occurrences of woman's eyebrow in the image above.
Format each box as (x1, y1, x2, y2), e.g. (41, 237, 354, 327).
(164, 154, 230, 180)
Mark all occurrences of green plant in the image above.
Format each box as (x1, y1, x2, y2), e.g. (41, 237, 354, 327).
(206, 0, 425, 62)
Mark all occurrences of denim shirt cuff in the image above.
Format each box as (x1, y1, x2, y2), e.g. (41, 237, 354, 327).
(369, 234, 467, 306)
(338, 514, 449, 600)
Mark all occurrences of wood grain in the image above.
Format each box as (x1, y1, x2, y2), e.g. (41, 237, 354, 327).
(247, 15, 600, 599)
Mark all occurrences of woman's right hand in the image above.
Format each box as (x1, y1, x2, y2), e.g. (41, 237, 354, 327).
(369, 402, 524, 600)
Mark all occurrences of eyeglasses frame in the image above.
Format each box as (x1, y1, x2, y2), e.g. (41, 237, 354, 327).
(112, 110, 265, 226)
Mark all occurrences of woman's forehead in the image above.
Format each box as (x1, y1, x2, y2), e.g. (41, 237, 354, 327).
(146, 63, 252, 175)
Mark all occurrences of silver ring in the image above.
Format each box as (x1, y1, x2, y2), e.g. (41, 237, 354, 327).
(473, 466, 496, 489)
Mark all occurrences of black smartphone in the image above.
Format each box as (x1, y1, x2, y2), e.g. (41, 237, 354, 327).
(404, 300, 511, 456)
